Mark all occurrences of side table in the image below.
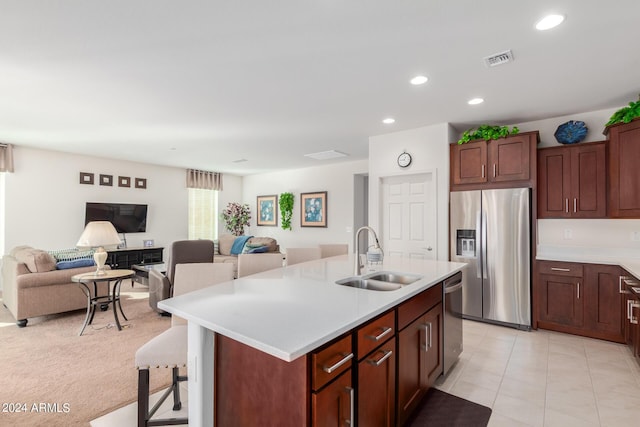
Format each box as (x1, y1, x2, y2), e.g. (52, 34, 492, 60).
(71, 269, 135, 336)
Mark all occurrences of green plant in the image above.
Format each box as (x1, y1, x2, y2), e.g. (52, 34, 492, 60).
(279, 192, 294, 231)
(221, 202, 251, 236)
(606, 97, 640, 126)
(457, 125, 520, 144)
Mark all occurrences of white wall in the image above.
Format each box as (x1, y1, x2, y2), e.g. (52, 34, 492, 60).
(514, 106, 618, 148)
(217, 173, 243, 237)
(368, 123, 453, 261)
(3, 146, 188, 253)
(511, 106, 640, 250)
(242, 160, 368, 251)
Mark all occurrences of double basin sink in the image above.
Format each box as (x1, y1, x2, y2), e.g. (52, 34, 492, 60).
(336, 271, 423, 291)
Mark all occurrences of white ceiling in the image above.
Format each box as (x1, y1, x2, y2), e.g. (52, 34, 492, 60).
(1, 1, 638, 175)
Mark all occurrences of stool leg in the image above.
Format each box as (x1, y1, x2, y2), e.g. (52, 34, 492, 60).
(137, 369, 150, 427)
(172, 367, 182, 411)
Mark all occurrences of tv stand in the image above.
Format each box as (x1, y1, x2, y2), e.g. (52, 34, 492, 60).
(106, 246, 163, 270)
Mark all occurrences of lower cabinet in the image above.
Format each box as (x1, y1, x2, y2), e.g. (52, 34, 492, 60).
(537, 261, 624, 342)
(214, 281, 449, 426)
(357, 337, 396, 427)
(312, 370, 353, 427)
(623, 276, 640, 365)
(397, 285, 443, 426)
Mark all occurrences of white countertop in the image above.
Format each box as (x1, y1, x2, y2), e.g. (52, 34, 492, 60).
(537, 245, 640, 278)
(158, 255, 465, 362)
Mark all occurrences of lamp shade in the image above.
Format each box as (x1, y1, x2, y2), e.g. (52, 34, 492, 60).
(76, 221, 121, 248)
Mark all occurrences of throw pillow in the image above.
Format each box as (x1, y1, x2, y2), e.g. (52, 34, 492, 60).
(247, 245, 268, 254)
(14, 248, 57, 273)
(56, 258, 95, 270)
(218, 234, 235, 256)
(48, 248, 96, 262)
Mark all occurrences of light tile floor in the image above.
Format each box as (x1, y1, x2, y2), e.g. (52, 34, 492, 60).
(92, 319, 640, 426)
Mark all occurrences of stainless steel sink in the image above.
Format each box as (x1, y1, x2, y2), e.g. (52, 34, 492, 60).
(335, 277, 402, 291)
(365, 272, 422, 285)
(335, 271, 423, 291)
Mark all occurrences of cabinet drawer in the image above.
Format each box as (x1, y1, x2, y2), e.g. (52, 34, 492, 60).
(398, 283, 442, 331)
(357, 310, 395, 360)
(312, 334, 353, 391)
(538, 261, 583, 277)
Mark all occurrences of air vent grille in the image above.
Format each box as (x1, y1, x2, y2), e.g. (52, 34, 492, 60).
(483, 50, 514, 67)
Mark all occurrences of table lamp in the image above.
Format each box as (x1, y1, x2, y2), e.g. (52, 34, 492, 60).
(77, 221, 121, 275)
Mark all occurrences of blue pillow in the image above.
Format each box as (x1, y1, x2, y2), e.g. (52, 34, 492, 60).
(57, 258, 95, 270)
(231, 235, 253, 255)
(247, 245, 268, 254)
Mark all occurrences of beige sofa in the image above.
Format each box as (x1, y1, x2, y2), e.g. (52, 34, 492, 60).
(214, 235, 282, 277)
(1, 246, 104, 327)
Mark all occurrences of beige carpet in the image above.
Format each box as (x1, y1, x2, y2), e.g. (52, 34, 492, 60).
(0, 283, 172, 427)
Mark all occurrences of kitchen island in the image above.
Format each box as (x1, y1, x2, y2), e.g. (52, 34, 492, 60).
(159, 254, 465, 426)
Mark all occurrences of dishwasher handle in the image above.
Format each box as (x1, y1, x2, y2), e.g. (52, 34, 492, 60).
(443, 271, 463, 294)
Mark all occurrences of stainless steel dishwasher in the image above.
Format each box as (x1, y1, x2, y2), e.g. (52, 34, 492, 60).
(443, 271, 463, 375)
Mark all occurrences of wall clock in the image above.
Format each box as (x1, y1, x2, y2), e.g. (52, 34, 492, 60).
(397, 151, 412, 168)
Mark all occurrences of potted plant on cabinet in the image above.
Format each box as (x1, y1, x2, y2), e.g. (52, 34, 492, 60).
(221, 202, 251, 236)
(605, 96, 640, 128)
(457, 124, 519, 144)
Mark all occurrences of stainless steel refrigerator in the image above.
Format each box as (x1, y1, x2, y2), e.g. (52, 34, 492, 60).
(450, 188, 531, 329)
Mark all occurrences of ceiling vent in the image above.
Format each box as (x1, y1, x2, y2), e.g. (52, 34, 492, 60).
(304, 150, 348, 160)
(483, 49, 514, 67)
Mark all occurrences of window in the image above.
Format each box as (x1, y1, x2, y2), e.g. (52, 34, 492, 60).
(188, 188, 218, 240)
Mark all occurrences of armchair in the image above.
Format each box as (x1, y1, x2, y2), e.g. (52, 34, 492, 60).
(148, 240, 215, 314)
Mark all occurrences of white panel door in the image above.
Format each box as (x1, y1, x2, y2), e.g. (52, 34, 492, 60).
(381, 173, 437, 259)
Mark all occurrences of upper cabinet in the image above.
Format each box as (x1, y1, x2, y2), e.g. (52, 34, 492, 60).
(537, 141, 607, 218)
(450, 131, 539, 191)
(607, 119, 640, 218)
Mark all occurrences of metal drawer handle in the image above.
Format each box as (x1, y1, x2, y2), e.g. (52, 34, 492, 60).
(493, 164, 496, 178)
(366, 326, 392, 342)
(344, 387, 354, 425)
(551, 267, 571, 272)
(565, 198, 569, 213)
(322, 352, 354, 374)
(632, 301, 640, 325)
(367, 349, 393, 367)
(423, 322, 433, 351)
(621, 276, 630, 294)
(481, 164, 485, 178)
(577, 282, 580, 299)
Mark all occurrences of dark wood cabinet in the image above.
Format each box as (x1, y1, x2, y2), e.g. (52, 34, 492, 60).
(357, 337, 396, 427)
(538, 270, 584, 329)
(396, 284, 442, 427)
(607, 118, 640, 218)
(537, 142, 606, 218)
(584, 264, 624, 342)
(622, 274, 640, 365)
(312, 370, 353, 427)
(214, 279, 451, 426)
(106, 247, 163, 269)
(537, 261, 624, 342)
(450, 131, 539, 191)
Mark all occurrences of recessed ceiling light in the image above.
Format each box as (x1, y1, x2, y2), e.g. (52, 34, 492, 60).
(410, 75, 428, 85)
(468, 98, 484, 105)
(382, 118, 396, 124)
(232, 158, 248, 163)
(535, 14, 565, 30)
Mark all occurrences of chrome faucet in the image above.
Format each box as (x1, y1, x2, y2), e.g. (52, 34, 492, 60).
(354, 226, 382, 276)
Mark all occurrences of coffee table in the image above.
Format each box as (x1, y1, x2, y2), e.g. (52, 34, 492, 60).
(71, 269, 135, 336)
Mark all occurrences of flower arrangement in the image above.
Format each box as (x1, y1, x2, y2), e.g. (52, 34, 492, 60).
(221, 202, 251, 236)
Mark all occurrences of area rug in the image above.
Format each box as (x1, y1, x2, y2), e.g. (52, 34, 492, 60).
(406, 388, 492, 427)
(0, 284, 171, 427)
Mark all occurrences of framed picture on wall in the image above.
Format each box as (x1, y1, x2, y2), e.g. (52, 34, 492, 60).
(301, 191, 327, 227)
(257, 195, 278, 226)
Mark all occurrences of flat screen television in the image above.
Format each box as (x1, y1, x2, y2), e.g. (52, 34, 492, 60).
(85, 202, 148, 233)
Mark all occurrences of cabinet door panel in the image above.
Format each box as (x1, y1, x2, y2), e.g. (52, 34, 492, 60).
(584, 264, 623, 342)
(539, 274, 584, 328)
(489, 136, 530, 182)
(609, 120, 640, 217)
(397, 313, 429, 426)
(451, 142, 487, 185)
(312, 370, 353, 427)
(572, 143, 606, 218)
(538, 148, 570, 218)
(358, 337, 396, 427)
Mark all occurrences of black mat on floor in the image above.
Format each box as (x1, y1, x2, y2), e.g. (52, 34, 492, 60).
(406, 388, 492, 427)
